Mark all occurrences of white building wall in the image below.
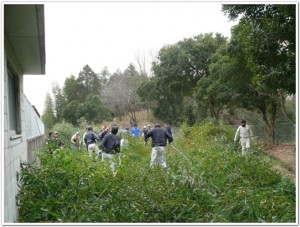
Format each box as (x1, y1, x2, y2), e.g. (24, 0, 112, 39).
(4, 48, 45, 223)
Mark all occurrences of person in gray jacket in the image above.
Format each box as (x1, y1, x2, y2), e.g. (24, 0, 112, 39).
(145, 123, 173, 168)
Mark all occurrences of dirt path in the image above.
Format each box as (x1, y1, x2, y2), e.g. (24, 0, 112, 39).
(263, 144, 296, 183)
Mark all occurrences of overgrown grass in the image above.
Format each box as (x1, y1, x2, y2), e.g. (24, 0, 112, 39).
(17, 122, 296, 223)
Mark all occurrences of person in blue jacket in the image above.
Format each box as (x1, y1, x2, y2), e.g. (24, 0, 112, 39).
(131, 123, 143, 138)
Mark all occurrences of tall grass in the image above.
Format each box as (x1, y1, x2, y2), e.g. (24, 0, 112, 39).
(17, 122, 295, 223)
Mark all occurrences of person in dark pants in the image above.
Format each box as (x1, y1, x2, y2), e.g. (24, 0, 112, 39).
(145, 123, 173, 168)
(142, 125, 149, 145)
(164, 124, 172, 144)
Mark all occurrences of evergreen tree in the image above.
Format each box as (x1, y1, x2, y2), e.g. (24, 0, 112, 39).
(41, 93, 56, 130)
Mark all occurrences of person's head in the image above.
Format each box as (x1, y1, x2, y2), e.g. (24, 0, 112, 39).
(134, 123, 138, 127)
(147, 124, 151, 128)
(143, 125, 147, 129)
(53, 131, 59, 138)
(48, 132, 53, 137)
(87, 126, 93, 131)
(111, 125, 118, 135)
(241, 120, 246, 127)
(101, 125, 106, 130)
(154, 123, 160, 128)
(76, 131, 80, 136)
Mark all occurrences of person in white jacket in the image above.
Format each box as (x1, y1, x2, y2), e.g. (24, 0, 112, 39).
(234, 120, 253, 155)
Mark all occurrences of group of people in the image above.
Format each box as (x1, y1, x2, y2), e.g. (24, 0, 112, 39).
(46, 119, 253, 175)
(46, 122, 175, 175)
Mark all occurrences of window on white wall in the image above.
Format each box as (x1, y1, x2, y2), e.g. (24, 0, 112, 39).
(7, 69, 21, 136)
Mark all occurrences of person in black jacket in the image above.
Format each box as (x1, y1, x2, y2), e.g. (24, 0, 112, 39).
(84, 126, 101, 157)
(145, 123, 173, 168)
(99, 125, 121, 176)
(164, 124, 173, 144)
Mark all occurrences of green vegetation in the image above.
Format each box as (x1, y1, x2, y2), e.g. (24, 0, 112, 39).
(41, 5, 296, 145)
(17, 123, 295, 223)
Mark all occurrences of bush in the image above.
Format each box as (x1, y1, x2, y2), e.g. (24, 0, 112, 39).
(17, 123, 295, 223)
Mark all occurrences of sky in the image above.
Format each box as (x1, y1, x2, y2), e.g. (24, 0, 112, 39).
(23, 2, 238, 115)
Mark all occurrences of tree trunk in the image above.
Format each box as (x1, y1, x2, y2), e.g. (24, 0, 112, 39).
(260, 101, 277, 144)
(209, 99, 219, 119)
(279, 91, 295, 124)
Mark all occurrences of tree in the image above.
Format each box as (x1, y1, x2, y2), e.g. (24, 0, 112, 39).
(62, 100, 81, 126)
(76, 94, 112, 124)
(52, 82, 66, 123)
(102, 64, 146, 122)
(77, 65, 102, 101)
(219, 22, 280, 143)
(138, 33, 228, 124)
(221, 4, 296, 142)
(195, 44, 236, 119)
(41, 93, 55, 130)
(222, 4, 296, 124)
(63, 75, 81, 103)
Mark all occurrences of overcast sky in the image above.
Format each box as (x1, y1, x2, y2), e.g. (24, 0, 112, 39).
(23, 2, 238, 115)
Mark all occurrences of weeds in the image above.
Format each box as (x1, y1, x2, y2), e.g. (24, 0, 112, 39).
(17, 123, 295, 223)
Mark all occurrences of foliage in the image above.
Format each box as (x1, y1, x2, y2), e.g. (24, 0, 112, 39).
(76, 94, 112, 124)
(47, 65, 112, 126)
(51, 122, 78, 147)
(62, 100, 81, 126)
(17, 123, 295, 223)
(63, 75, 81, 103)
(52, 82, 66, 123)
(222, 4, 295, 96)
(138, 33, 228, 124)
(41, 93, 56, 131)
(77, 64, 103, 101)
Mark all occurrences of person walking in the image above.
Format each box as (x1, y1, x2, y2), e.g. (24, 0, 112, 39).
(82, 127, 89, 151)
(143, 124, 152, 145)
(145, 123, 173, 168)
(99, 125, 121, 176)
(84, 126, 101, 157)
(131, 123, 143, 138)
(164, 124, 173, 144)
(71, 131, 81, 150)
(99, 125, 107, 142)
(234, 120, 253, 155)
(142, 125, 148, 135)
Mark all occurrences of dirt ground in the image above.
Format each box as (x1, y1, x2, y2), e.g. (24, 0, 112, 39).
(263, 144, 296, 182)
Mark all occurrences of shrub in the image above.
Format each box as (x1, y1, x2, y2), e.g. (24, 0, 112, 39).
(17, 123, 295, 223)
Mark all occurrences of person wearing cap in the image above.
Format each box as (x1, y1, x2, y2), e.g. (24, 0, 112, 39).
(131, 123, 143, 138)
(234, 120, 253, 155)
(145, 123, 173, 168)
(71, 131, 81, 150)
(47, 131, 62, 153)
(84, 126, 101, 157)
